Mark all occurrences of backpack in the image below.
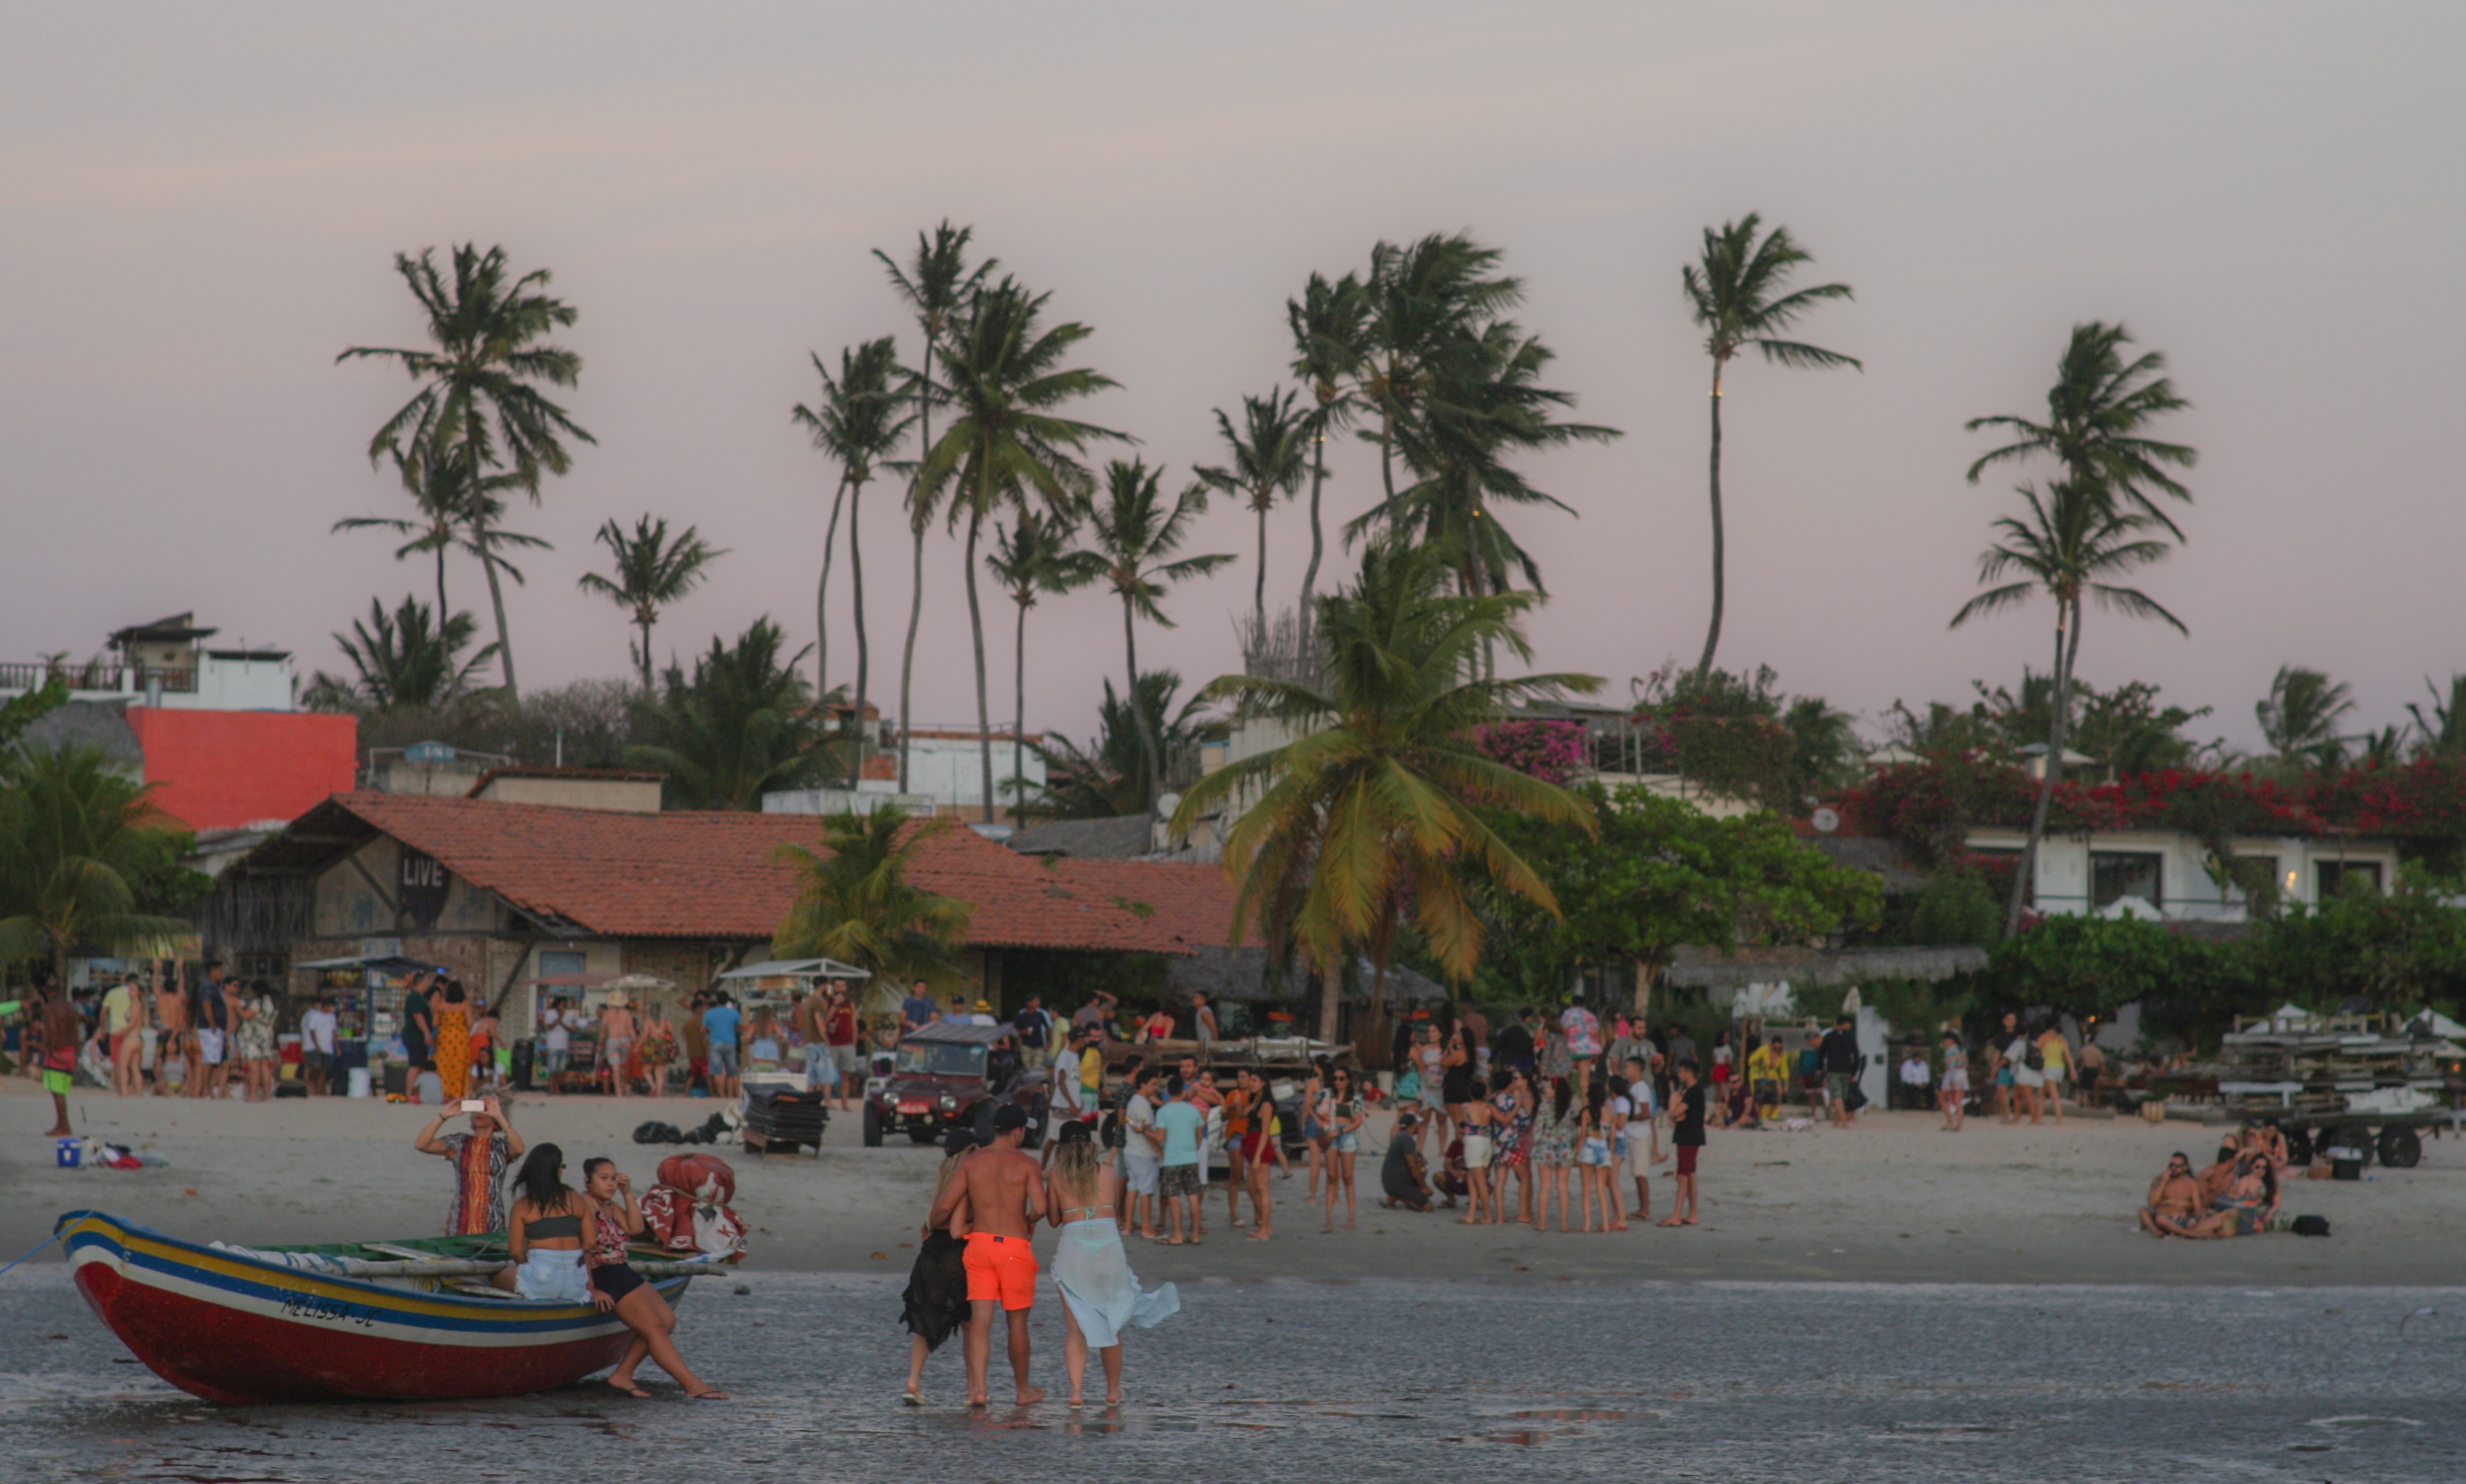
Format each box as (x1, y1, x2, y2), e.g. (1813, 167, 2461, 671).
(2024, 1042, 2045, 1072)
(2290, 1214, 2330, 1237)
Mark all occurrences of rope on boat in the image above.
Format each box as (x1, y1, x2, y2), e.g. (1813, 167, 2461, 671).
(0, 1231, 60, 1278)
(322, 1256, 724, 1279)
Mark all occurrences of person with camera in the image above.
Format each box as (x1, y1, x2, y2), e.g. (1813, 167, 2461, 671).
(413, 1094, 528, 1236)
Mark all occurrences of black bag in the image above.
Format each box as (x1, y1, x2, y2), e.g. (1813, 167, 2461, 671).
(1844, 1080, 1868, 1112)
(2024, 1042, 2045, 1072)
(632, 1120, 684, 1145)
(2290, 1214, 2331, 1237)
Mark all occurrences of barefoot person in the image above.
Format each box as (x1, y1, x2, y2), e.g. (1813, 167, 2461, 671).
(581, 1157, 725, 1399)
(1046, 1122, 1179, 1406)
(930, 1104, 1049, 1406)
(24, 983, 85, 1137)
(1659, 1060, 1705, 1227)
(2139, 1151, 2206, 1237)
(903, 1131, 979, 1405)
(1938, 1031, 1970, 1131)
(1321, 1065, 1364, 1233)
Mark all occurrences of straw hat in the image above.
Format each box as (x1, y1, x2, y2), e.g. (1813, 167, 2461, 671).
(604, 989, 631, 1008)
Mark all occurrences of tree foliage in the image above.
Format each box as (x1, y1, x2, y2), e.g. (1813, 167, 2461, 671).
(305, 595, 499, 712)
(0, 745, 197, 975)
(628, 619, 828, 810)
(772, 808, 973, 987)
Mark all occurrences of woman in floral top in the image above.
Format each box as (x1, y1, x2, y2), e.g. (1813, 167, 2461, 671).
(233, 983, 280, 1102)
(1530, 1076, 1575, 1232)
(1491, 1066, 1536, 1225)
(581, 1157, 726, 1401)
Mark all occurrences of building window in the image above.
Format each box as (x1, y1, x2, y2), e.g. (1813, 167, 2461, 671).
(2090, 851, 2163, 911)
(2317, 860, 2382, 899)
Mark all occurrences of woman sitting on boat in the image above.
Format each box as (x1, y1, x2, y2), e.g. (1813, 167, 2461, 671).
(413, 1094, 527, 1237)
(493, 1144, 600, 1304)
(582, 1157, 728, 1401)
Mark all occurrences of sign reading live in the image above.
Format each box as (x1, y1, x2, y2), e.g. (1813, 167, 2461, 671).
(399, 846, 450, 932)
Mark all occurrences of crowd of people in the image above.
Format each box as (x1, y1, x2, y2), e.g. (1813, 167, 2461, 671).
(2138, 1121, 2289, 1239)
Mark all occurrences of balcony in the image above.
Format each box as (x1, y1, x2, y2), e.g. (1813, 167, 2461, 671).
(0, 660, 198, 696)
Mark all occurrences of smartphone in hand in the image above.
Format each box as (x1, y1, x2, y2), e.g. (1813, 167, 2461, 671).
(460, 1100, 486, 1113)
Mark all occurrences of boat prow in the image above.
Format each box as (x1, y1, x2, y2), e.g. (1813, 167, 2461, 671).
(56, 1210, 703, 1405)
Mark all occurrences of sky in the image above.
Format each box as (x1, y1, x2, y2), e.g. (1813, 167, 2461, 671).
(5, 1, 2461, 755)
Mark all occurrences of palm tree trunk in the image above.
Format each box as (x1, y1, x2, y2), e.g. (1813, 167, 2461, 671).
(1317, 959, 1340, 1045)
(636, 616, 655, 692)
(898, 343, 936, 795)
(964, 504, 995, 825)
(1253, 499, 1269, 643)
(1695, 362, 1725, 678)
(477, 524, 518, 701)
(434, 544, 450, 649)
(850, 479, 870, 789)
(817, 474, 848, 710)
(1012, 596, 1028, 811)
(1299, 424, 1327, 654)
(1122, 595, 1161, 811)
(2004, 604, 2073, 936)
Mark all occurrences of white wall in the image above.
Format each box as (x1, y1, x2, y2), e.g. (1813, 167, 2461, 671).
(1969, 828, 2401, 922)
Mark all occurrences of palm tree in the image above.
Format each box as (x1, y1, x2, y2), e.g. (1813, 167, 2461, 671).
(1078, 459, 1234, 811)
(339, 245, 593, 700)
(1681, 214, 1860, 676)
(576, 515, 727, 690)
(986, 507, 1104, 803)
(1196, 388, 1311, 637)
(1025, 671, 1210, 821)
(1952, 480, 2186, 934)
(0, 746, 196, 986)
(792, 337, 913, 770)
(772, 807, 973, 986)
(1965, 321, 2196, 535)
(2407, 674, 2466, 758)
(917, 278, 1126, 823)
(1169, 544, 1599, 1033)
(626, 619, 827, 809)
(1285, 271, 1369, 645)
(2256, 666, 2356, 772)
(875, 223, 996, 793)
(310, 595, 499, 711)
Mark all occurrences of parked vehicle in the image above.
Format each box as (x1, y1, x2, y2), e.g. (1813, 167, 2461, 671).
(862, 1021, 1043, 1147)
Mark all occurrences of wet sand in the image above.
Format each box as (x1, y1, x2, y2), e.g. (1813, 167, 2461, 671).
(7, 1079, 2460, 1285)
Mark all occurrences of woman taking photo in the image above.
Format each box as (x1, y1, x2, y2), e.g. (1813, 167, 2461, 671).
(582, 1157, 726, 1400)
(495, 1145, 596, 1303)
(1047, 1122, 1179, 1406)
(1319, 1065, 1364, 1233)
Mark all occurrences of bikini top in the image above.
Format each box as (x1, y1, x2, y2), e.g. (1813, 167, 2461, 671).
(525, 1212, 581, 1241)
(1060, 1204, 1116, 1223)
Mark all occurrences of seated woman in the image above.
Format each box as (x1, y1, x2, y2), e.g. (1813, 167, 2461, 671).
(2203, 1155, 2278, 1237)
(495, 1144, 600, 1302)
(581, 1157, 727, 1400)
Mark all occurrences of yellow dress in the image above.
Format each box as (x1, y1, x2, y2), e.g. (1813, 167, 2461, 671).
(434, 1003, 471, 1101)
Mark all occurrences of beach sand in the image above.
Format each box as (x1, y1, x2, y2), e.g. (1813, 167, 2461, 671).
(7, 1079, 2458, 1285)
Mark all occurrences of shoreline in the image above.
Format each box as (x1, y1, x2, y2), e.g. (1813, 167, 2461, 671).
(9, 1081, 2460, 1288)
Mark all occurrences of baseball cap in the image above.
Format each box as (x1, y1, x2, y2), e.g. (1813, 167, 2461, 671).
(992, 1104, 1029, 1132)
(942, 1128, 980, 1157)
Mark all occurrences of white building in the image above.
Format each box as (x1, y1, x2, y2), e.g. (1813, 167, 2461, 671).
(764, 726, 1044, 821)
(1967, 826, 2400, 921)
(1, 612, 296, 712)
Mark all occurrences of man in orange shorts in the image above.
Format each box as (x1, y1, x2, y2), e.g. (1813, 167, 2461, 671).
(931, 1103, 1049, 1405)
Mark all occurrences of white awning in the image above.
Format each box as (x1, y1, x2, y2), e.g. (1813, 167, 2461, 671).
(716, 958, 872, 982)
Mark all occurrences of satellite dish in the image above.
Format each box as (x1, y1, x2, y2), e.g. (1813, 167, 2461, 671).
(1811, 806, 1840, 834)
(1155, 792, 1183, 820)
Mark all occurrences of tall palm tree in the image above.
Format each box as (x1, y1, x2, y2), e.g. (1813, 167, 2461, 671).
(1359, 234, 1524, 509)
(0, 745, 196, 986)
(874, 223, 995, 792)
(1681, 214, 1860, 676)
(331, 439, 462, 644)
(1024, 671, 1210, 821)
(1285, 271, 1368, 646)
(772, 807, 973, 987)
(575, 515, 727, 690)
(1169, 544, 1599, 1032)
(1079, 459, 1234, 811)
(1966, 321, 2195, 686)
(2256, 666, 2356, 772)
(986, 507, 1104, 804)
(792, 336, 914, 770)
(1952, 480, 2185, 934)
(916, 278, 1125, 822)
(315, 594, 499, 710)
(338, 244, 593, 700)
(2407, 674, 2466, 759)
(626, 619, 827, 810)
(1196, 388, 1311, 638)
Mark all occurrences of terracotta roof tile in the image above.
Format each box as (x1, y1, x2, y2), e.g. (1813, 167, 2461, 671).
(1042, 858, 1260, 950)
(326, 792, 1200, 952)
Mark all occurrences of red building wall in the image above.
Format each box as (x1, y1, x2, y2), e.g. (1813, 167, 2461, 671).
(125, 708, 358, 831)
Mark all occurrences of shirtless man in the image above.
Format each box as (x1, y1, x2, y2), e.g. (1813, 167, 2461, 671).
(930, 1104, 1049, 1406)
(153, 973, 191, 1097)
(2139, 1152, 2209, 1237)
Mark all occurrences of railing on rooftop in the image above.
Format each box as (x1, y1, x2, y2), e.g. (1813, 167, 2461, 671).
(0, 661, 196, 694)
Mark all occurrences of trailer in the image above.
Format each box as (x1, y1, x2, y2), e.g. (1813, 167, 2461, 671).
(2212, 1012, 2466, 1169)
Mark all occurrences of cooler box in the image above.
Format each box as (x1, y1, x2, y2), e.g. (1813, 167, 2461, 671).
(743, 1086, 830, 1154)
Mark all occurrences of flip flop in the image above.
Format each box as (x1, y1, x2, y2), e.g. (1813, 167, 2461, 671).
(606, 1381, 651, 1400)
(686, 1389, 731, 1401)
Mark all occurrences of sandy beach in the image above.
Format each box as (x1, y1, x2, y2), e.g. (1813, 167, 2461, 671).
(7, 1079, 2460, 1286)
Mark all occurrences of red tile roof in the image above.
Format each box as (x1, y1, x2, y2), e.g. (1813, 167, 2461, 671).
(1043, 858, 1260, 950)
(323, 792, 1200, 952)
(126, 708, 358, 831)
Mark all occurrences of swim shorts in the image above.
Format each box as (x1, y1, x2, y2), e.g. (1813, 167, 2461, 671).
(1159, 1163, 1200, 1199)
(962, 1233, 1038, 1311)
(1676, 1145, 1700, 1176)
(44, 1069, 73, 1096)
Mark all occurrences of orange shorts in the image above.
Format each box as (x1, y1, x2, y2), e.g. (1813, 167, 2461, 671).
(962, 1233, 1038, 1311)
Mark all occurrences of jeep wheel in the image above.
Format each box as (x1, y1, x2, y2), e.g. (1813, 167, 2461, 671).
(861, 1104, 883, 1148)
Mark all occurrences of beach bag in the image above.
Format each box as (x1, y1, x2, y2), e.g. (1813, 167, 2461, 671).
(2290, 1214, 2330, 1237)
(1844, 1081, 1867, 1113)
(2024, 1042, 2045, 1072)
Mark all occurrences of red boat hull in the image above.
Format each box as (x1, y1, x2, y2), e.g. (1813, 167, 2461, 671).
(59, 1211, 697, 1405)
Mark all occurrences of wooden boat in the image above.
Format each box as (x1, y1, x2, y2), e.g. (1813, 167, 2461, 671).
(57, 1210, 712, 1405)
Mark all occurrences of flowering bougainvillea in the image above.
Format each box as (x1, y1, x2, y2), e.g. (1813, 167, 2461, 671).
(1470, 719, 1588, 785)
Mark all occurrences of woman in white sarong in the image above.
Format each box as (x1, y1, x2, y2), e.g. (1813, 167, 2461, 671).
(1046, 1122, 1178, 1405)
